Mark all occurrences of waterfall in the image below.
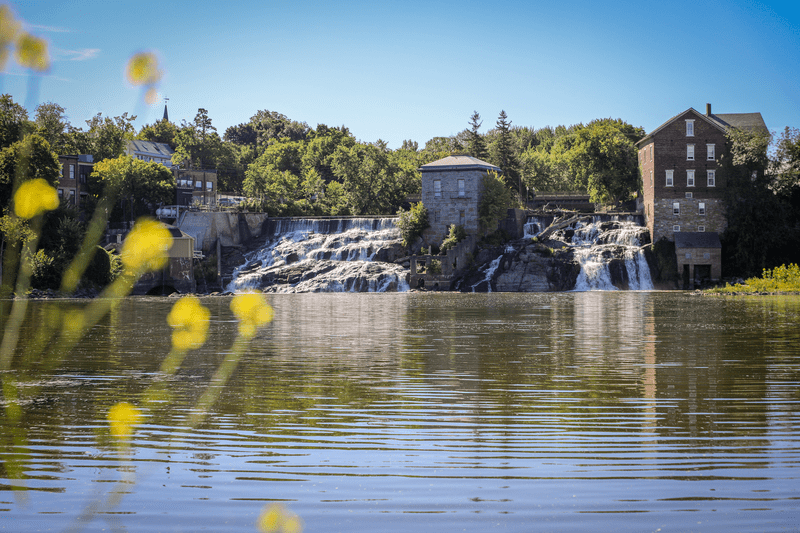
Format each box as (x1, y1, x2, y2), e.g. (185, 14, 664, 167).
(565, 216, 653, 291)
(228, 217, 409, 293)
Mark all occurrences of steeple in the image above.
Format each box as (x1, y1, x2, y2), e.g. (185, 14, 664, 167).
(163, 97, 169, 122)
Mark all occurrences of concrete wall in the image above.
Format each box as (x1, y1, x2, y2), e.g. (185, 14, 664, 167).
(179, 212, 269, 254)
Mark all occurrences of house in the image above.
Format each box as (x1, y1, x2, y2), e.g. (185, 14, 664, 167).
(419, 155, 500, 245)
(57, 154, 93, 209)
(131, 224, 196, 295)
(175, 168, 218, 207)
(126, 140, 174, 168)
(636, 103, 767, 284)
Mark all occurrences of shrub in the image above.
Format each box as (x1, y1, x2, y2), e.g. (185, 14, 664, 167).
(708, 263, 800, 294)
(396, 202, 429, 248)
(85, 245, 114, 287)
(440, 224, 466, 253)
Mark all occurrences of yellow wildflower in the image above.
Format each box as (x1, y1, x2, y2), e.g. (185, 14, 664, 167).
(120, 218, 172, 273)
(230, 291, 273, 339)
(167, 295, 210, 351)
(15, 32, 48, 71)
(13, 179, 59, 219)
(107, 402, 142, 440)
(0, 5, 20, 69)
(126, 51, 161, 85)
(257, 504, 302, 533)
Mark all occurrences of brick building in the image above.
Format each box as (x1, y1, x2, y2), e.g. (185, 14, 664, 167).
(57, 154, 93, 209)
(419, 155, 500, 245)
(636, 104, 767, 283)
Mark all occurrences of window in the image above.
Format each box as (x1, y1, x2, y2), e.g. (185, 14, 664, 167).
(434, 180, 441, 198)
(458, 179, 465, 197)
(707, 144, 715, 160)
(68, 189, 75, 205)
(686, 119, 694, 136)
(69, 165, 75, 180)
(687, 170, 695, 187)
(674, 225, 681, 232)
(666, 170, 674, 187)
(687, 144, 695, 161)
(58, 188, 64, 198)
(707, 170, 715, 187)
(649, 170, 653, 186)
(685, 192, 693, 199)
(206, 181, 213, 190)
(673, 202, 680, 215)
(650, 145, 653, 162)
(698, 226, 706, 232)
(195, 181, 202, 189)
(699, 202, 705, 215)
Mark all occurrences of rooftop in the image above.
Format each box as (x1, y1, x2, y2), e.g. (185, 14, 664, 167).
(674, 232, 722, 249)
(420, 154, 501, 172)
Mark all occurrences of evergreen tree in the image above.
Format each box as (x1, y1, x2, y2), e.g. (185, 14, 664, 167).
(467, 111, 488, 161)
(490, 110, 519, 192)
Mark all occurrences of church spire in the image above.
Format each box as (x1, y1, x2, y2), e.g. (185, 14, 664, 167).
(162, 97, 169, 122)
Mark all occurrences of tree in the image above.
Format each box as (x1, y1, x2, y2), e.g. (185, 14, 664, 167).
(136, 119, 178, 149)
(0, 94, 32, 150)
(396, 202, 429, 248)
(172, 109, 225, 170)
(771, 126, 800, 196)
(467, 111, 488, 161)
(478, 170, 513, 232)
(0, 134, 60, 209)
(489, 110, 519, 190)
(550, 121, 640, 204)
(83, 112, 137, 162)
(89, 156, 175, 224)
(34, 102, 71, 154)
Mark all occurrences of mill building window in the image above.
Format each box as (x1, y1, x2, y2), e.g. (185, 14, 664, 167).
(686, 119, 694, 136)
(687, 170, 695, 187)
(707, 170, 716, 187)
(666, 170, 674, 187)
(673, 202, 680, 215)
(458, 179, 465, 197)
(687, 144, 695, 161)
(434, 180, 441, 198)
(699, 202, 705, 215)
(707, 144, 715, 160)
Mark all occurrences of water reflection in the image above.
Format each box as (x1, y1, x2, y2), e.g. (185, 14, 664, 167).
(2, 293, 799, 532)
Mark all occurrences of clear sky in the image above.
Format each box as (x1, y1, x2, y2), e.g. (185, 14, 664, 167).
(3, 0, 799, 149)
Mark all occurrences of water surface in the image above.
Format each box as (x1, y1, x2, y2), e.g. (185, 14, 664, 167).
(2, 292, 799, 532)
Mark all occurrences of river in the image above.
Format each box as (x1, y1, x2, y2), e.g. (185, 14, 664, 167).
(2, 292, 799, 532)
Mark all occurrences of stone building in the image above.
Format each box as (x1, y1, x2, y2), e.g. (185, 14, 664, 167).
(419, 155, 500, 245)
(126, 140, 174, 168)
(636, 103, 767, 283)
(674, 232, 722, 287)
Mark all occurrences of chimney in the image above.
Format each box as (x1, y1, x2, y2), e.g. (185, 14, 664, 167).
(706, 103, 711, 116)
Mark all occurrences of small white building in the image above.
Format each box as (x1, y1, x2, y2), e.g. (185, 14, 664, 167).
(126, 140, 174, 168)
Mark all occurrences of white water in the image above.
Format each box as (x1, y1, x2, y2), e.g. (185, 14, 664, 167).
(471, 255, 503, 293)
(566, 217, 653, 291)
(228, 218, 409, 293)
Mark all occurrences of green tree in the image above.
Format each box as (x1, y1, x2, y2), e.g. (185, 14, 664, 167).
(771, 126, 800, 196)
(550, 121, 639, 204)
(0, 134, 60, 209)
(83, 112, 137, 162)
(478, 170, 513, 232)
(489, 110, 519, 191)
(136, 119, 178, 148)
(33, 102, 73, 154)
(0, 94, 32, 150)
(466, 111, 488, 161)
(172, 109, 225, 170)
(89, 156, 176, 224)
(396, 201, 429, 248)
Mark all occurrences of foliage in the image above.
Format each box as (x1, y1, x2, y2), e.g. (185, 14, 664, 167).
(33, 102, 72, 154)
(478, 170, 513, 232)
(0, 134, 60, 209)
(466, 111, 488, 161)
(440, 224, 466, 252)
(770, 126, 800, 196)
(83, 112, 137, 162)
(708, 263, 800, 294)
(172, 109, 225, 170)
(136, 119, 178, 148)
(489, 110, 519, 189)
(29, 248, 59, 289)
(550, 121, 639, 205)
(396, 201, 429, 248)
(84, 245, 114, 287)
(0, 93, 31, 150)
(89, 156, 176, 224)
(651, 237, 678, 283)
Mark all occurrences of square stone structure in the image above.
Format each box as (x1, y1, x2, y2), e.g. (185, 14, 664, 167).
(674, 232, 722, 287)
(419, 155, 500, 245)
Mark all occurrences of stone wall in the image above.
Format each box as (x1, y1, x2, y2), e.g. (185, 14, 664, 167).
(421, 168, 485, 245)
(179, 212, 269, 254)
(652, 197, 726, 243)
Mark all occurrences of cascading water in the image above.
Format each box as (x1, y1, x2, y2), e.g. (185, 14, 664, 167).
(562, 216, 653, 291)
(228, 218, 410, 293)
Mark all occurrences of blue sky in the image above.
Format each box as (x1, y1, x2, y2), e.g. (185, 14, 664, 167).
(3, 0, 799, 149)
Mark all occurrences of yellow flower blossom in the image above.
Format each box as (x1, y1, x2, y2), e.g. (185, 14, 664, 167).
(13, 179, 59, 219)
(107, 402, 142, 439)
(230, 291, 273, 339)
(0, 5, 20, 70)
(126, 51, 161, 85)
(15, 32, 48, 71)
(257, 504, 302, 533)
(167, 295, 210, 351)
(121, 218, 172, 273)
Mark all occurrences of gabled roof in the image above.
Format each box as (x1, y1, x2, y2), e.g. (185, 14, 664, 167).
(420, 154, 501, 173)
(127, 140, 174, 158)
(635, 107, 767, 148)
(674, 232, 722, 249)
